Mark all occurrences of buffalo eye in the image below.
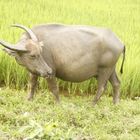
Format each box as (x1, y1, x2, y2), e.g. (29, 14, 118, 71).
(30, 54, 36, 59)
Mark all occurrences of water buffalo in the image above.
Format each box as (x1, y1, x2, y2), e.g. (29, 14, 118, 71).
(0, 24, 125, 105)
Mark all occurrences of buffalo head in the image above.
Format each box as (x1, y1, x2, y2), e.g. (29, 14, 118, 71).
(0, 24, 52, 77)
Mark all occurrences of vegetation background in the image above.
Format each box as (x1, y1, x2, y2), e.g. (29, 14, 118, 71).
(0, 0, 140, 97)
(0, 0, 140, 139)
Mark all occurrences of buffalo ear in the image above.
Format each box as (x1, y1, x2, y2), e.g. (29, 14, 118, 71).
(2, 48, 17, 57)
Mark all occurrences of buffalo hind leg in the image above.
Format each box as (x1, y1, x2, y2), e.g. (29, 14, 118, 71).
(93, 67, 114, 106)
(28, 73, 38, 100)
(46, 78, 60, 103)
(109, 70, 120, 104)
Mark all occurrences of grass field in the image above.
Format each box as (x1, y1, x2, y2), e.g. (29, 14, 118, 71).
(0, 88, 140, 140)
(0, 0, 140, 97)
(0, 0, 140, 139)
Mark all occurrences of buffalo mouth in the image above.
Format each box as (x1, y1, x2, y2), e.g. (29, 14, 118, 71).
(25, 68, 54, 78)
(38, 72, 54, 78)
(45, 72, 54, 79)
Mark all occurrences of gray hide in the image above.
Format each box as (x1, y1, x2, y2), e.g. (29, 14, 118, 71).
(0, 24, 125, 105)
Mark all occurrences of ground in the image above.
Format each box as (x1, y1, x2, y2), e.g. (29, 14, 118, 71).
(0, 88, 139, 140)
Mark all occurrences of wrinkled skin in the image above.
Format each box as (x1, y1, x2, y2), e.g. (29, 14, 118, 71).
(0, 24, 125, 105)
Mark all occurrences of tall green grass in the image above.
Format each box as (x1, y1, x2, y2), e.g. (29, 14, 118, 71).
(0, 0, 140, 97)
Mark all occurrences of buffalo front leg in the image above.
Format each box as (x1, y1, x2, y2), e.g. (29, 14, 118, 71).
(109, 70, 120, 104)
(46, 78, 60, 103)
(27, 73, 38, 100)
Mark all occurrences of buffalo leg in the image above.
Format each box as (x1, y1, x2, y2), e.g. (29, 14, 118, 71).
(46, 78, 60, 102)
(104, 82, 108, 91)
(109, 70, 120, 104)
(27, 73, 38, 100)
(93, 68, 114, 106)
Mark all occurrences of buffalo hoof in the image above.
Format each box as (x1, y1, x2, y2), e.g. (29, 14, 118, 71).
(56, 98, 60, 104)
(27, 96, 33, 101)
(113, 99, 120, 105)
(92, 101, 98, 107)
